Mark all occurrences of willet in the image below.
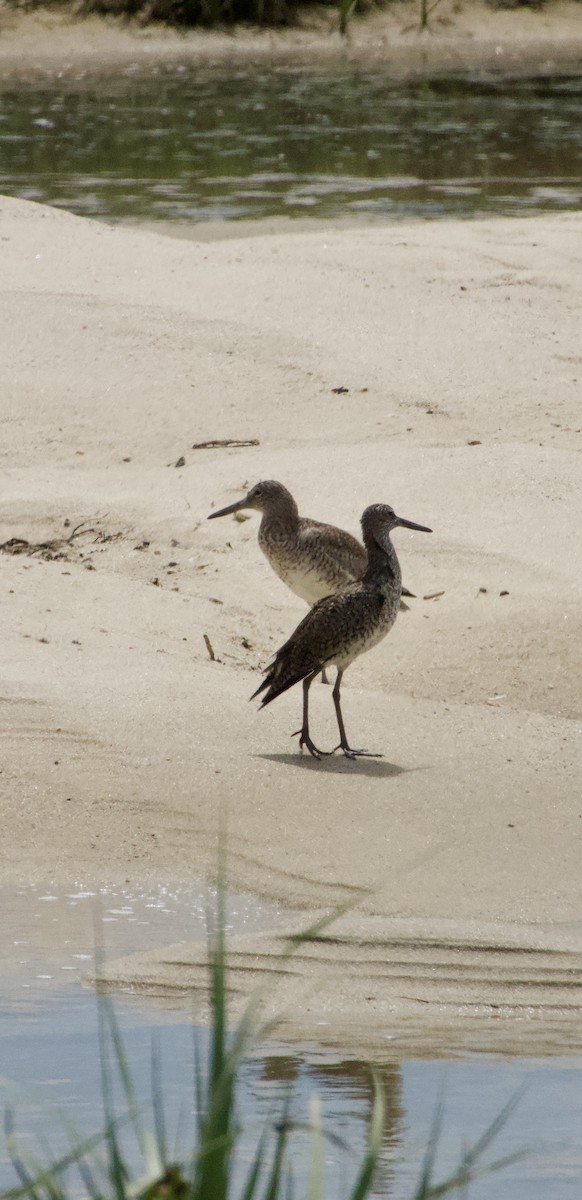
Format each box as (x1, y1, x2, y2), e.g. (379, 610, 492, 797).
(250, 503, 432, 759)
(208, 479, 415, 609)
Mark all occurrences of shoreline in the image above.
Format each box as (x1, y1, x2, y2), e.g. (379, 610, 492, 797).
(1, 183, 581, 1049)
(0, 1, 582, 80)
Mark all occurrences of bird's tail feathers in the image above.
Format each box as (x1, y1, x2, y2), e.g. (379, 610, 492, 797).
(249, 674, 272, 701)
(257, 672, 297, 708)
(250, 652, 326, 708)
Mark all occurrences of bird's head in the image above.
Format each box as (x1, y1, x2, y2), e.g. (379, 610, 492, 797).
(361, 503, 432, 554)
(208, 480, 296, 520)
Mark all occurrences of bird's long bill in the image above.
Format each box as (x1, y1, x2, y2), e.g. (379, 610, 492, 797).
(207, 498, 246, 520)
(396, 515, 433, 533)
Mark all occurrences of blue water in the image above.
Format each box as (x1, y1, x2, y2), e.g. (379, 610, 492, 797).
(2, 885, 582, 1197)
(3, 1001, 582, 1197)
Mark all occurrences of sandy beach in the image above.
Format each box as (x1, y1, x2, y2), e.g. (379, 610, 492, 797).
(1, 4, 582, 1049)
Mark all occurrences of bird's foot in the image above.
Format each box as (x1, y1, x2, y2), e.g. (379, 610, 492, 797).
(332, 742, 384, 760)
(291, 728, 329, 760)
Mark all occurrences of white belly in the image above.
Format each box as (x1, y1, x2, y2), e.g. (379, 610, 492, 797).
(269, 556, 334, 606)
(283, 563, 332, 605)
(259, 521, 360, 606)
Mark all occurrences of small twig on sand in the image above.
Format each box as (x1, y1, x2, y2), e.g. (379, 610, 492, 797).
(203, 633, 217, 662)
(65, 521, 96, 544)
(191, 439, 260, 450)
(0, 518, 100, 559)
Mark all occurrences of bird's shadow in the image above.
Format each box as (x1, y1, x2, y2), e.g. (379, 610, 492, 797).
(257, 752, 407, 778)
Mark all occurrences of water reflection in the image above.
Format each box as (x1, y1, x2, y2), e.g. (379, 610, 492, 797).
(3, 1001, 582, 1197)
(0, 70, 581, 222)
(243, 1051, 403, 1196)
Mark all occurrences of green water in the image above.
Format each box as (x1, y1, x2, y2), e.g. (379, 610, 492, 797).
(0, 68, 581, 223)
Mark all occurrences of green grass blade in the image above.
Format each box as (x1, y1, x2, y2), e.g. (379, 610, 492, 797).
(2, 1123, 113, 1200)
(417, 1087, 525, 1198)
(30, 1135, 66, 1200)
(240, 1127, 267, 1200)
(338, 0, 357, 34)
(104, 996, 146, 1157)
(452, 1087, 524, 1171)
(415, 1090, 444, 1198)
(284, 894, 369, 947)
(261, 1099, 291, 1200)
(348, 1072, 384, 1200)
(73, 1152, 101, 1200)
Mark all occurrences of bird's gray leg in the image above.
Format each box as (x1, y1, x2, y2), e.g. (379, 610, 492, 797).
(331, 670, 383, 760)
(293, 670, 328, 759)
(320, 668, 330, 685)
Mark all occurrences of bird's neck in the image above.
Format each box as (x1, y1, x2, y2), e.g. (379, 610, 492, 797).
(260, 499, 300, 538)
(362, 534, 402, 595)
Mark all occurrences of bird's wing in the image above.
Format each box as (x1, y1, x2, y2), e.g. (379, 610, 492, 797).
(249, 603, 327, 702)
(299, 520, 415, 600)
(253, 586, 380, 706)
(298, 519, 367, 582)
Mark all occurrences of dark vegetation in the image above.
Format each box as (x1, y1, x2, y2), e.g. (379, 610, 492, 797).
(9, 0, 361, 27)
(82, 0, 297, 26)
(5, 0, 575, 32)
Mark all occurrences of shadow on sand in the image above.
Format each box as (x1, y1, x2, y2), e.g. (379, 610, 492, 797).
(257, 752, 407, 778)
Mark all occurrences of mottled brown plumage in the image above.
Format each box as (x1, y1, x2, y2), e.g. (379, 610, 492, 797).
(207, 480, 415, 607)
(251, 503, 432, 760)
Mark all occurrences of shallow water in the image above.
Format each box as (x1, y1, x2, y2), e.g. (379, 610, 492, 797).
(2, 885, 582, 1196)
(0, 69, 581, 224)
(0, 880, 280, 1010)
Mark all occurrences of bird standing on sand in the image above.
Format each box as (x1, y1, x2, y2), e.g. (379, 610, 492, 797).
(207, 479, 415, 609)
(251, 503, 432, 760)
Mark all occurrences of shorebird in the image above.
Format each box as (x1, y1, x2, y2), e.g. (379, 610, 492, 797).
(208, 478, 416, 610)
(250, 503, 432, 760)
